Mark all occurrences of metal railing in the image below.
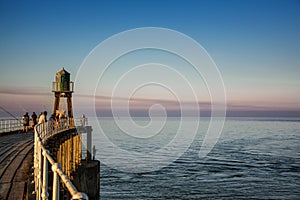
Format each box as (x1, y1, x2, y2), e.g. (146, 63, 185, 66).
(0, 118, 22, 133)
(34, 118, 88, 200)
(52, 81, 74, 93)
(0, 117, 88, 134)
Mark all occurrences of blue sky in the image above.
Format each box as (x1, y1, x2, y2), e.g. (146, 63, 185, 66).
(0, 0, 299, 117)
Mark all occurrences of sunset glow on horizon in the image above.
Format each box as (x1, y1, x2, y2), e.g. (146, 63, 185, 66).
(1, 0, 299, 118)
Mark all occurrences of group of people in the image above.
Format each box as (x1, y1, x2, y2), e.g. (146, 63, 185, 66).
(22, 111, 47, 132)
(50, 110, 69, 124)
(22, 111, 86, 133)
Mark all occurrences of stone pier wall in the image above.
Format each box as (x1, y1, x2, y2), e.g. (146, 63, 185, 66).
(44, 129, 100, 199)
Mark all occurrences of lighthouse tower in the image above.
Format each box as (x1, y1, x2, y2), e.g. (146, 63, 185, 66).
(52, 68, 74, 119)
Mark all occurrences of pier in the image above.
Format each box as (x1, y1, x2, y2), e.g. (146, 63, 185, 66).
(0, 129, 33, 199)
(0, 117, 99, 200)
(0, 68, 100, 199)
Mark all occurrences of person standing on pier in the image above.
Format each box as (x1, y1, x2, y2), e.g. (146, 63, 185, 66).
(31, 112, 37, 127)
(38, 111, 47, 124)
(22, 112, 30, 132)
(43, 111, 47, 122)
(81, 114, 86, 127)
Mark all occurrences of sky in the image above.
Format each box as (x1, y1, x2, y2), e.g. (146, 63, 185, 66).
(0, 0, 300, 117)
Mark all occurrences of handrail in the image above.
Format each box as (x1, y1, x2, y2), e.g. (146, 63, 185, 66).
(0, 116, 88, 135)
(34, 118, 88, 200)
(0, 118, 22, 133)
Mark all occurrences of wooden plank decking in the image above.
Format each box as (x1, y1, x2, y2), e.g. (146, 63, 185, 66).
(0, 132, 33, 200)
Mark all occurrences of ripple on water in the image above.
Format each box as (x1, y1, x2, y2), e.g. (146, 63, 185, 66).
(98, 118, 300, 199)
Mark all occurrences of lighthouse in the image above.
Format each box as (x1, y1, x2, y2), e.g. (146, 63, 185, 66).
(52, 68, 74, 119)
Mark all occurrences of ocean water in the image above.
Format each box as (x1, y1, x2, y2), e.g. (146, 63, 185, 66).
(89, 117, 300, 199)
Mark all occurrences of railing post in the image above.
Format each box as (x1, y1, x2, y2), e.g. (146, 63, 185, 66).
(71, 192, 89, 200)
(79, 133, 82, 163)
(38, 145, 42, 200)
(42, 150, 49, 200)
(87, 128, 92, 161)
(33, 132, 39, 196)
(52, 163, 61, 200)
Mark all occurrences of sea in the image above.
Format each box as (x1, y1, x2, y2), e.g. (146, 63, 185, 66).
(88, 117, 300, 199)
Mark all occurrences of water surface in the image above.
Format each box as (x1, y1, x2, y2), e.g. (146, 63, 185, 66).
(90, 117, 300, 199)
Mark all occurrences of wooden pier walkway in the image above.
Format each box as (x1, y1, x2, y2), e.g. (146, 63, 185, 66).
(0, 132, 33, 200)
